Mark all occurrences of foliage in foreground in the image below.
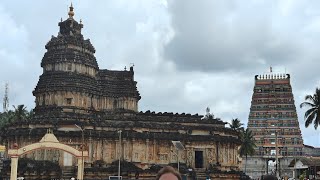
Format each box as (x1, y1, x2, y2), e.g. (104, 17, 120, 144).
(0, 104, 33, 128)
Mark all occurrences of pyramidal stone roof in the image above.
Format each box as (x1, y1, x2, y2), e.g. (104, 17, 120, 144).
(34, 4, 140, 103)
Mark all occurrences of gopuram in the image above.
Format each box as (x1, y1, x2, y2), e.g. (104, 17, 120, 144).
(245, 71, 304, 179)
(0, 4, 242, 180)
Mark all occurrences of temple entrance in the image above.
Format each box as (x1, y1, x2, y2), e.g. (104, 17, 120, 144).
(7, 131, 88, 180)
(267, 159, 276, 175)
(195, 151, 203, 168)
(63, 152, 73, 166)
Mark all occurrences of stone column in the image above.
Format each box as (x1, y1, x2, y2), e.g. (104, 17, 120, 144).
(115, 140, 119, 160)
(10, 156, 18, 180)
(89, 137, 93, 162)
(123, 139, 127, 160)
(145, 139, 149, 161)
(131, 138, 135, 162)
(234, 145, 236, 165)
(216, 142, 219, 164)
(101, 139, 104, 160)
(77, 157, 84, 180)
(153, 139, 157, 162)
(125, 139, 130, 160)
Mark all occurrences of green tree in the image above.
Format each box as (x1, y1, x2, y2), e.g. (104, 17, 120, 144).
(12, 104, 28, 122)
(0, 110, 14, 128)
(300, 88, 320, 129)
(0, 105, 33, 129)
(229, 118, 244, 131)
(239, 128, 256, 174)
(299, 170, 306, 180)
(26, 109, 34, 121)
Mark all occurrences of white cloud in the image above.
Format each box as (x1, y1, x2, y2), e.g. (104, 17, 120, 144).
(0, 0, 319, 147)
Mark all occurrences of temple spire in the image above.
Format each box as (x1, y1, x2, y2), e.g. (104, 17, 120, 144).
(68, 2, 74, 18)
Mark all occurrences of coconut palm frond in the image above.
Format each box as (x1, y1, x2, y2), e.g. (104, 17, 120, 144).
(300, 88, 320, 130)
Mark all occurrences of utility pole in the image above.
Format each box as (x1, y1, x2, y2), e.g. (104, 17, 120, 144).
(293, 148, 297, 179)
(118, 130, 122, 180)
(81, 128, 84, 179)
(275, 131, 279, 178)
(75, 124, 85, 180)
(3, 83, 9, 112)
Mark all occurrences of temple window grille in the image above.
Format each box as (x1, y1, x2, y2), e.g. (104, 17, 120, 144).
(67, 63, 72, 71)
(42, 94, 45, 105)
(66, 98, 73, 105)
(113, 100, 118, 109)
(270, 139, 275, 145)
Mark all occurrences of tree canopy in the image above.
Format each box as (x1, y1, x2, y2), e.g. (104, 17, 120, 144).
(300, 87, 320, 129)
(0, 104, 33, 129)
(229, 118, 244, 131)
(239, 128, 256, 173)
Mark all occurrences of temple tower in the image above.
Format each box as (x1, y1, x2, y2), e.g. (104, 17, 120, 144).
(245, 71, 303, 179)
(33, 4, 140, 116)
(0, 4, 241, 179)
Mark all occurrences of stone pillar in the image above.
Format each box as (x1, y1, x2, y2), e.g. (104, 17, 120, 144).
(266, 160, 269, 174)
(146, 139, 149, 161)
(131, 138, 136, 162)
(115, 139, 119, 160)
(10, 156, 18, 180)
(123, 139, 128, 160)
(77, 157, 84, 180)
(100, 139, 104, 160)
(216, 142, 219, 164)
(153, 139, 157, 162)
(89, 137, 93, 162)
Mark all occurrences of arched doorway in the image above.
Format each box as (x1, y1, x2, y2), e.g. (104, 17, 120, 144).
(7, 130, 88, 180)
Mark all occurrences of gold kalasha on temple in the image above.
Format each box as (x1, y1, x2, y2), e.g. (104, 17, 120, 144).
(0, 4, 242, 180)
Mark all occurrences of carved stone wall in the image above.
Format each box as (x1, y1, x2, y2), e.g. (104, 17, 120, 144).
(46, 137, 239, 170)
(35, 91, 138, 111)
(44, 62, 97, 77)
(12, 137, 240, 170)
(0, 5, 242, 180)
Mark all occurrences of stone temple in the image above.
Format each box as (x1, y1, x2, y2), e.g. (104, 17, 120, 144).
(245, 71, 304, 179)
(0, 5, 242, 180)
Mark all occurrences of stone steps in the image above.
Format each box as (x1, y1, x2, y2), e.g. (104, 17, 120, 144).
(194, 168, 208, 180)
(62, 166, 76, 179)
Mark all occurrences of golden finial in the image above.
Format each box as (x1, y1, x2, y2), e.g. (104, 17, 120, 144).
(68, 2, 74, 18)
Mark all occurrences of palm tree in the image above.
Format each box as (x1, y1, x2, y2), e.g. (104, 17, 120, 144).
(239, 128, 256, 174)
(12, 104, 28, 122)
(229, 118, 244, 131)
(300, 88, 320, 129)
(26, 109, 34, 121)
(0, 112, 7, 128)
(0, 110, 14, 127)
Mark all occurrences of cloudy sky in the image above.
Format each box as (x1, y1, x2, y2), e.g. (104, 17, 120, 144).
(0, 0, 319, 146)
